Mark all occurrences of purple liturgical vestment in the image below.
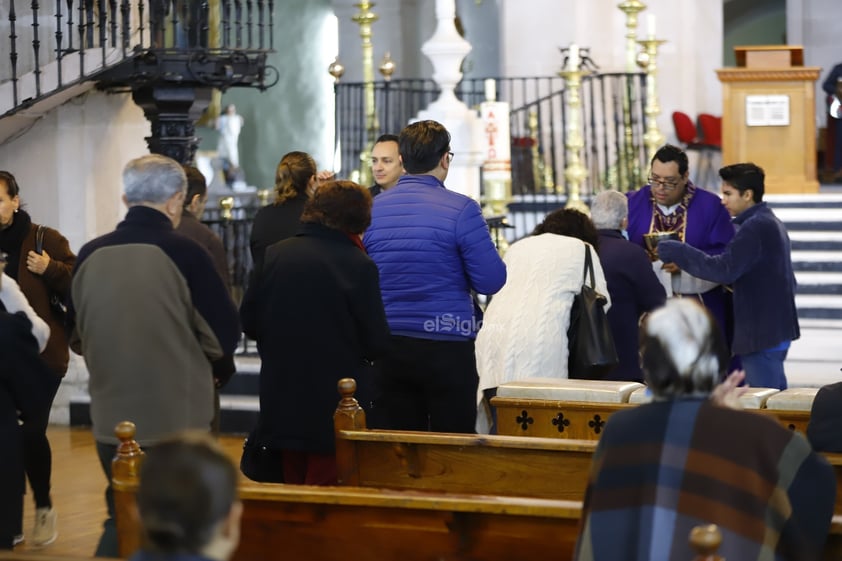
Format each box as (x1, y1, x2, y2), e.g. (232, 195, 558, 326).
(626, 183, 735, 348)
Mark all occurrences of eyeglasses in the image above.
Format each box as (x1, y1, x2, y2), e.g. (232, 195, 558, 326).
(0, 252, 6, 264)
(446, 151, 454, 163)
(648, 175, 682, 191)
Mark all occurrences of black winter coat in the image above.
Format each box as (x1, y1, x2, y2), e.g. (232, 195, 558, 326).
(240, 223, 391, 453)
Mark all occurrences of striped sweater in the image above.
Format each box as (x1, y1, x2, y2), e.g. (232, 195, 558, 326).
(575, 398, 835, 561)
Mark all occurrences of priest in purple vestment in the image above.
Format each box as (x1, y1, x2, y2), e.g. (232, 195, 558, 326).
(626, 144, 736, 358)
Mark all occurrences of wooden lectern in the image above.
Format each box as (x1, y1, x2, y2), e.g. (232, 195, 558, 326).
(716, 46, 821, 193)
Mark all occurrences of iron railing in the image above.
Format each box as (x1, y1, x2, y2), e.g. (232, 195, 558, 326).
(335, 73, 649, 239)
(0, 0, 275, 118)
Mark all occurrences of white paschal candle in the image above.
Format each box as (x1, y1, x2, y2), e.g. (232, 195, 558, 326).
(647, 14, 657, 38)
(484, 78, 496, 102)
(569, 43, 580, 71)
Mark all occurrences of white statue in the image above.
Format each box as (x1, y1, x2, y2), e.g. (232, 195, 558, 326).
(216, 104, 245, 184)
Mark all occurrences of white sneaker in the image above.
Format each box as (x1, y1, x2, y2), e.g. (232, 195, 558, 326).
(12, 534, 24, 546)
(32, 507, 57, 547)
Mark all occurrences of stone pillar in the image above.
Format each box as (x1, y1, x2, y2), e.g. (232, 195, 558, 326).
(132, 85, 214, 164)
(416, 0, 482, 200)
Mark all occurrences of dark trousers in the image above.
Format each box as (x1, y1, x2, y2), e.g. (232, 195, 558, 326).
(377, 336, 478, 433)
(94, 441, 157, 558)
(22, 374, 62, 511)
(94, 442, 119, 558)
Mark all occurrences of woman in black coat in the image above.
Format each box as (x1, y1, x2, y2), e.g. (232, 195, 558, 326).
(240, 180, 391, 485)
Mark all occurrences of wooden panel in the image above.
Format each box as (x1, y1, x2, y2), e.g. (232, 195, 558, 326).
(340, 432, 595, 500)
(716, 67, 821, 194)
(494, 398, 810, 440)
(735, 45, 804, 68)
(233, 486, 581, 561)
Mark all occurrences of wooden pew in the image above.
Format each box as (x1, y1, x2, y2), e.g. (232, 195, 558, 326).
(111, 420, 583, 561)
(492, 381, 814, 440)
(334, 378, 595, 501)
(0, 550, 118, 561)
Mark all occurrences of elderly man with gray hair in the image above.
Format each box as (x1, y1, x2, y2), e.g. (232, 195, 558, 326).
(590, 190, 665, 381)
(68, 154, 241, 557)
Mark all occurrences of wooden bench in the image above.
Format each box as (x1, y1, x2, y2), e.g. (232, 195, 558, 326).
(492, 379, 815, 439)
(334, 378, 595, 501)
(112, 426, 584, 561)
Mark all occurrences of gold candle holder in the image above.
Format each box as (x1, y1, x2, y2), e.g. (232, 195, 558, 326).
(618, 0, 646, 72)
(637, 37, 667, 163)
(558, 65, 591, 214)
(352, 1, 380, 187)
(219, 196, 234, 221)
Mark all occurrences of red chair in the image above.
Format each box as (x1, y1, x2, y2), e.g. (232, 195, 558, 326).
(697, 113, 722, 148)
(672, 111, 702, 147)
(671, 111, 717, 189)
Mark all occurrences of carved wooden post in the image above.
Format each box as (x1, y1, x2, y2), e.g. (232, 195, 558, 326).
(112, 421, 146, 558)
(334, 377, 366, 485)
(689, 524, 724, 561)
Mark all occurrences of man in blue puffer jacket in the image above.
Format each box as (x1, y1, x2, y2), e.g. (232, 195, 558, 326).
(363, 120, 507, 433)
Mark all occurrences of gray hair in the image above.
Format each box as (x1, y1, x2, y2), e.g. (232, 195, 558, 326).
(589, 190, 628, 230)
(123, 154, 187, 204)
(640, 298, 727, 400)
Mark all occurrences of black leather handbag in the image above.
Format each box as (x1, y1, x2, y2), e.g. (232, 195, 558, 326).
(567, 245, 619, 379)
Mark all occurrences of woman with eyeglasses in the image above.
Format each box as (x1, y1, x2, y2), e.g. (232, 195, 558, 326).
(0, 170, 76, 547)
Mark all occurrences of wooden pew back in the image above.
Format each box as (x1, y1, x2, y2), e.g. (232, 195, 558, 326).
(111, 416, 584, 561)
(334, 378, 596, 501)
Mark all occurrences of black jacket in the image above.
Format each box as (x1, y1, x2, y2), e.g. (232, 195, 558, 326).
(240, 223, 391, 453)
(249, 195, 308, 272)
(0, 307, 55, 546)
(808, 382, 842, 453)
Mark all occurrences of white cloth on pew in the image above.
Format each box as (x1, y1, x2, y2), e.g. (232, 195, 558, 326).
(496, 377, 644, 403)
(737, 387, 780, 409)
(765, 387, 819, 411)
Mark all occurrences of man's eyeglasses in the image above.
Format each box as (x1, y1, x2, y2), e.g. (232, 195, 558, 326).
(0, 252, 7, 264)
(446, 151, 454, 163)
(648, 175, 682, 191)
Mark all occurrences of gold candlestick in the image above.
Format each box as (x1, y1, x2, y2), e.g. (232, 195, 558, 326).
(558, 65, 591, 214)
(352, 1, 380, 186)
(618, 0, 646, 72)
(637, 37, 667, 163)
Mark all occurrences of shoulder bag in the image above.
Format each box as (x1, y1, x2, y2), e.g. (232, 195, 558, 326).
(567, 244, 619, 379)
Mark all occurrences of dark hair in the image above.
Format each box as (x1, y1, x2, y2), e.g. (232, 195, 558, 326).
(532, 208, 600, 251)
(719, 162, 765, 202)
(136, 434, 238, 554)
(274, 151, 316, 204)
(375, 133, 399, 145)
(0, 170, 20, 198)
(398, 120, 451, 174)
(300, 180, 372, 234)
(651, 144, 689, 176)
(182, 165, 207, 209)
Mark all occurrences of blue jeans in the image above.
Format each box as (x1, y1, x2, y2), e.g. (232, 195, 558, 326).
(740, 349, 788, 390)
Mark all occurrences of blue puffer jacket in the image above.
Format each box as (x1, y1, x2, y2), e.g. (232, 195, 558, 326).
(363, 174, 506, 340)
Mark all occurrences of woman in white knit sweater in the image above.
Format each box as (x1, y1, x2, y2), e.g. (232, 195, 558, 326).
(0, 254, 49, 352)
(475, 209, 609, 433)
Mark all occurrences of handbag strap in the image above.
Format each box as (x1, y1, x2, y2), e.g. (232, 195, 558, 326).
(581, 244, 596, 288)
(35, 225, 45, 255)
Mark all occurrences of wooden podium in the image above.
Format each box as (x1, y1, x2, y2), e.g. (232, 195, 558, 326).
(716, 46, 821, 193)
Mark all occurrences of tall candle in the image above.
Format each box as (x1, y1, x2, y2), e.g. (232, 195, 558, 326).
(484, 78, 496, 102)
(568, 43, 580, 71)
(647, 14, 657, 38)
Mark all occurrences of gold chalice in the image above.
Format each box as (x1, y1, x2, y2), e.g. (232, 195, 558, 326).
(643, 231, 679, 262)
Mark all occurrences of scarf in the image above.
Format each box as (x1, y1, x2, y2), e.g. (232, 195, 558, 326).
(647, 182, 697, 242)
(0, 209, 32, 280)
(345, 232, 367, 253)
